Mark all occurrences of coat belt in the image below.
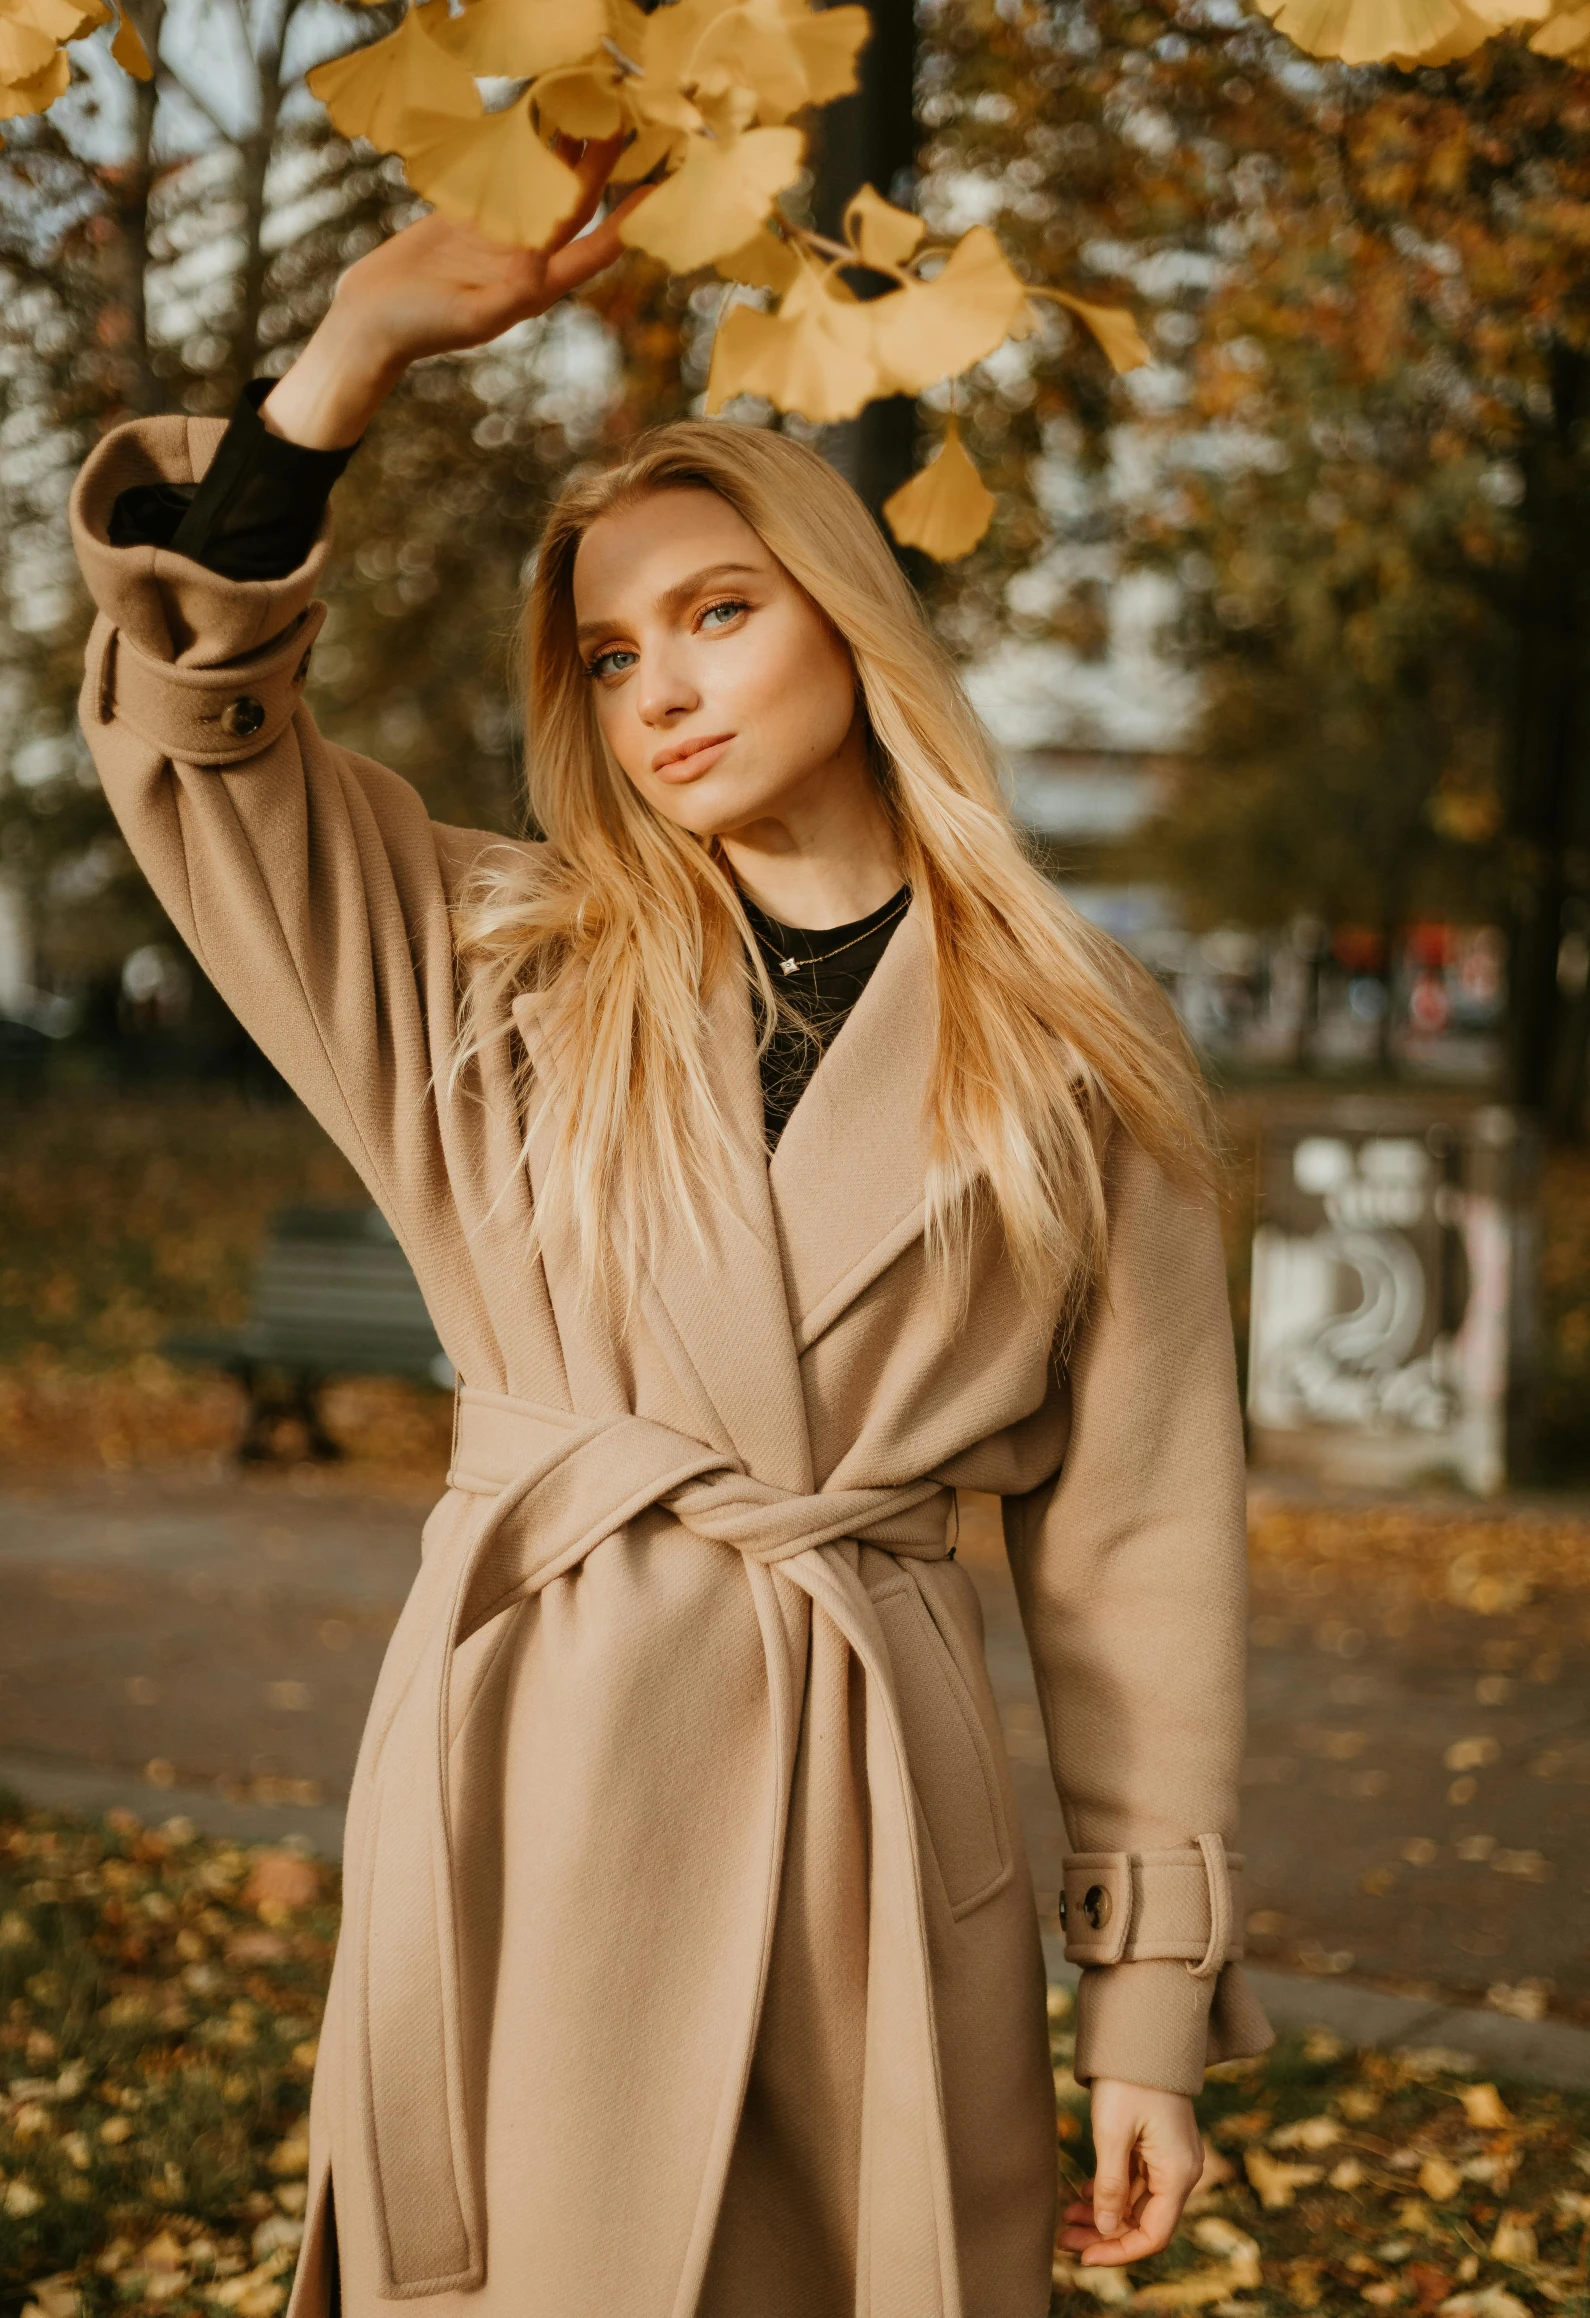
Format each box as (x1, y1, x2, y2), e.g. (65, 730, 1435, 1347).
(348, 1386, 964, 2312)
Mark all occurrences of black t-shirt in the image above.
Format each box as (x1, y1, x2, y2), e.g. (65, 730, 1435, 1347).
(740, 885, 912, 1147)
(107, 388, 909, 1148)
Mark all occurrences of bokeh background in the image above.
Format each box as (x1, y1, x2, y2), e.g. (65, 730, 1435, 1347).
(4, 0, 1590, 1475)
(3, 7, 1590, 2310)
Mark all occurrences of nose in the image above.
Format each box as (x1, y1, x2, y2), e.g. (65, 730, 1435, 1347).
(634, 639, 700, 728)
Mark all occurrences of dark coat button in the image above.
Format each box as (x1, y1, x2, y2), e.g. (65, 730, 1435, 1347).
(1058, 1892, 1068, 1928)
(1082, 1883, 1112, 1930)
(220, 695, 266, 738)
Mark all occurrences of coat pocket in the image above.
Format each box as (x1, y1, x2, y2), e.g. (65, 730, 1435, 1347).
(872, 1575, 1013, 1920)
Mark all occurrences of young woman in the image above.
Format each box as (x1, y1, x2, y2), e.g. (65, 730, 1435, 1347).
(72, 140, 1270, 2318)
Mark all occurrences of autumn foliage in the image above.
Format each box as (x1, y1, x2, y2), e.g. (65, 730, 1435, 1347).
(1, 0, 1148, 558)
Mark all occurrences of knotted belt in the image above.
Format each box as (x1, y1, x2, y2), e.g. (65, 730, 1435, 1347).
(346, 1387, 965, 2312)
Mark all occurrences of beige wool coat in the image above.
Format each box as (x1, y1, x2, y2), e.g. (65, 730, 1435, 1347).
(72, 414, 1273, 2318)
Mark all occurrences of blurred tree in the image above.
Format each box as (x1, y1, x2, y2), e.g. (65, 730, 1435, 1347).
(0, 0, 395, 1000)
(921, 0, 1590, 1127)
(0, 4, 690, 1017)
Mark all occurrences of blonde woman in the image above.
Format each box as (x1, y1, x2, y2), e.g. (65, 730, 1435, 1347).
(72, 145, 1271, 2318)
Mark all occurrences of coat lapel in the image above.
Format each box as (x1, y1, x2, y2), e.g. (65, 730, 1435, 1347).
(510, 898, 936, 1475)
(512, 975, 813, 1493)
(768, 901, 935, 1352)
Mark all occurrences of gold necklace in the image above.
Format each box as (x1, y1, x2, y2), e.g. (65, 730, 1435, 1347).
(759, 890, 911, 978)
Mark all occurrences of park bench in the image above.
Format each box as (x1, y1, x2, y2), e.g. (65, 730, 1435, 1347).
(164, 1205, 454, 1461)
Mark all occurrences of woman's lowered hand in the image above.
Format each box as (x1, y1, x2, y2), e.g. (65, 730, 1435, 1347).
(261, 137, 648, 452)
(1059, 2080, 1206, 2267)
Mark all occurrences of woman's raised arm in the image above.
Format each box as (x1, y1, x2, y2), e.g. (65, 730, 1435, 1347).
(260, 138, 647, 450)
(69, 146, 643, 1328)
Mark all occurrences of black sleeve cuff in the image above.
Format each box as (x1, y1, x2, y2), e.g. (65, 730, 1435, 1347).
(106, 379, 359, 581)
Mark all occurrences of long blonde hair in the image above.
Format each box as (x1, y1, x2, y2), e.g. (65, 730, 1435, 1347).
(455, 419, 1214, 1315)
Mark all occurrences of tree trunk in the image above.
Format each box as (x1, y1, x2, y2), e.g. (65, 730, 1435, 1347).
(812, 0, 920, 535)
(114, 0, 167, 417)
(226, 0, 305, 401)
(1504, 338, 1590, 1139)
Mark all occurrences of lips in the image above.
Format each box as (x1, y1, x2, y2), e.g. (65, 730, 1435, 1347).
(651, 732, 734, 780)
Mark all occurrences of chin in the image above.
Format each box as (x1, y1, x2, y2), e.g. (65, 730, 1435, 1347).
(644, 772, 786, 843)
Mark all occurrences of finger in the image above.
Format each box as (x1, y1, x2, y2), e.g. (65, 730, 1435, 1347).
(1079, 2184, 1190, 2267)
(1063, 2227, 1136, 2268)
(544, 181, 653, 295)
(546, 134, 627, 253)
(1091, 2140, 1135, 2240)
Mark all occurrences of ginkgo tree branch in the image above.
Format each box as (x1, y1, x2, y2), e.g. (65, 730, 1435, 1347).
(7, 0, 1151, 560)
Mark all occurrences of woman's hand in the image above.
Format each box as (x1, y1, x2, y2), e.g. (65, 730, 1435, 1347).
(262, 136, 648, 452)
(1059, 2080, 1206, 2267)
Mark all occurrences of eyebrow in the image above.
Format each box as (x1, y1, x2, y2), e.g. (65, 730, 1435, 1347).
(575, 561, 764, 646)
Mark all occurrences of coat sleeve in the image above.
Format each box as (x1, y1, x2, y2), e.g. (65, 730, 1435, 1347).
(1001, 1130, 1275, 2096)
(69, 413, 514, 1367)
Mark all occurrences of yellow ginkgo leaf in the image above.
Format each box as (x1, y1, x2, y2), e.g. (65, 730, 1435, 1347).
(784, 2, 868, 104)
(713, 224, 800, 292)
(609, 117, 689, 182)
(0, 42, 65, 108)
(12, 0, 109, 43)
(844, 182, 924, 270)
(110, 10, 152, 78)
(1530, 0, 1590, 47)
(620, 124, 804, 272)
(532, 63, 624, 141)
(1250, 0, 1532, 59)
(1382, 5, 1496, 56)
(692, 1, 808, 120)
(636, 0, 739, 101)
(871, 225, 1033, 395)
(402, 93, 584, 247)
(605, 0, 651, 60)
(1048, 290, 1151, 374)
(307, 6, 480, 154)
(621, 64, 706, 137)
(692, 71, 759, 138)
(706, 265, 879, 418)
(428, 0, 607, 82)
(0, 13, 57, 82)
(882, 423, 995, 563)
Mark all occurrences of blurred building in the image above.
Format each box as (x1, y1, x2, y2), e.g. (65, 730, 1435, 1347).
(997, 744, 1506, 1082)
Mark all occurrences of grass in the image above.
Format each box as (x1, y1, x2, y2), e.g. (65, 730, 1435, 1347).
(1, 1795, 1586, 2318)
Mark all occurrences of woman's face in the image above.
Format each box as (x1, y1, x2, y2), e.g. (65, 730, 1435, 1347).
(570, 484, 869, 849)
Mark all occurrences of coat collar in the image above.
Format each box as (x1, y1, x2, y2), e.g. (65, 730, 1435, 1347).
(767, 901, 935, 1351)
(510, 898, 935, 1482)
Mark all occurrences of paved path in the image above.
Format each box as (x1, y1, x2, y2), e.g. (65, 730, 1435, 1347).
(0, 1465, 422, 1828)
(1, 1468, 1586, 2042)
(955, 1497, 1590, 2026)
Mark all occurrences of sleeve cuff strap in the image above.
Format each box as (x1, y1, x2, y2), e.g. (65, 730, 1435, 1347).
(87, 601, 326, 768)
(1061, 1834, 1243, 1971)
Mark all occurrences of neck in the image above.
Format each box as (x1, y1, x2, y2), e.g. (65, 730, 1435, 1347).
(716, 733, 903, 931)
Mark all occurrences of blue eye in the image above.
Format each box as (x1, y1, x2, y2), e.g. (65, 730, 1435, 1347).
(699, 598, 749, 631)
(586, 646, 638, 680)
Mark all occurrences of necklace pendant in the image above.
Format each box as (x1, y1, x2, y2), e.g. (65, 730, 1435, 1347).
(780, 956, 799, 976)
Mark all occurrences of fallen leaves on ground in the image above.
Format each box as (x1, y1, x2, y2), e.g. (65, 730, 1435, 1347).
(1047, 1982, 1590, 2315)
(3, 1800, 1588, 2316)
(1246, 1495, 1590, 1606)
(0, 1799, 334, 2316)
